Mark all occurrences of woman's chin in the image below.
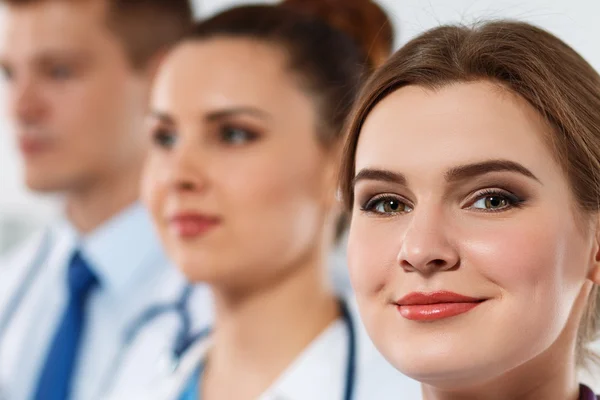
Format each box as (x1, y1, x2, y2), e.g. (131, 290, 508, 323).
(392, 356, 502, 391)
(175, 257, 222, 283)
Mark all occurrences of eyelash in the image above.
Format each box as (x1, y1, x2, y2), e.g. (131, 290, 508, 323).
(359, 188, 525, 216)
(219, 125, 260, 145)
(151, 127, 176, 149)
(466, 188, 525, 212)
(360, 194, 412, 216)
(47, 64, 75, 80)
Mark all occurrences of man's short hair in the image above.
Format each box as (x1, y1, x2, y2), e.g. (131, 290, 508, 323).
(2, 0, 194, 69)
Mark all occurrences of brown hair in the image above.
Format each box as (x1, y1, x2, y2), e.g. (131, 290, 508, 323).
(1, 0, 194, 69)
(187, 0, 394, 238)
(339, 20, 600, 365)
(188, 0, 393, 145)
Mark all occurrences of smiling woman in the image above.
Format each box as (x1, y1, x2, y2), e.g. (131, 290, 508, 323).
(340, 21, 600, 400)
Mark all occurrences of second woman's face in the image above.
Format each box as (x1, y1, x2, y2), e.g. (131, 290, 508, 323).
(347, 81, 599, 388)
(143, 38, 335, 288)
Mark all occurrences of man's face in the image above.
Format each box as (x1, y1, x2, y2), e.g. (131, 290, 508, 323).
(0, 0, 150, 193)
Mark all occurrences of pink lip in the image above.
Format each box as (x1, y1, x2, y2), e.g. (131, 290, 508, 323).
(395, 291, 486, 322)
(18, 136, 51, 156)
(168, 212, 221, 238)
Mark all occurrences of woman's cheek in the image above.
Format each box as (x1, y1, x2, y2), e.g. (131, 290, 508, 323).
(348, 216, 401, 297)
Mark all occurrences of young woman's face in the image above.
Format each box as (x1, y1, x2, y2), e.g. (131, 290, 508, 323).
(347, 81, 600, 388)
(143, 38, 337, 289)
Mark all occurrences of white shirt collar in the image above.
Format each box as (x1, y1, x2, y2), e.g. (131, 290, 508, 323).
(260, 320, 348, 400)
(56, 202, 168, 297)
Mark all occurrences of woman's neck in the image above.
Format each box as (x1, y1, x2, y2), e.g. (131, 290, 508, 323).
(202, 252, 340, 400)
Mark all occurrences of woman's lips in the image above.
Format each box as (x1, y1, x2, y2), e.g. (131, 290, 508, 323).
(18, 136, 52, 157)
(168, 212, 221, 238)
(396, 291, 486, 321)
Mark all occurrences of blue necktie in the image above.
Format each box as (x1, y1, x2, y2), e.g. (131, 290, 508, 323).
(33, 250, 99, 400)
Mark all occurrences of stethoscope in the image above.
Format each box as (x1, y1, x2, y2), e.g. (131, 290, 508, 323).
(179, 298, 357, 400)
(97, 282, 210, 397)
(341, 298, 358, 400)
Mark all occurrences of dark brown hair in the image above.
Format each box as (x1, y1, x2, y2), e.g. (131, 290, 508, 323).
(2, 0, 194, 69)
(188, 0, 393, 146)
(339, 20, 600, 365)
(187, 0, 394, 238)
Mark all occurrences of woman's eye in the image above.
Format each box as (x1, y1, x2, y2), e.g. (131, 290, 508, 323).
(469, 191, 522, 212)
(1, 65, 13, 82)
(48, 65, 74, 80)
(152, 129, 177, 149)
(220, 126, 257, 145)
(362, 196, 413, 215)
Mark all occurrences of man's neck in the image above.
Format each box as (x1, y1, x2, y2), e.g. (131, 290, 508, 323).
(65, 167, 142, 234)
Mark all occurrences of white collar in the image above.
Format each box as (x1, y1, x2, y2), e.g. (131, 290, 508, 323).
(260, 319, 347, 400)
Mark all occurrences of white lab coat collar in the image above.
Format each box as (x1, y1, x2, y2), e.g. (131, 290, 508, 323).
(259, 320, 347, 400)
(0, 222, 74, 322)
(149, 335, 213, 400)
(0, 229, 47, 310)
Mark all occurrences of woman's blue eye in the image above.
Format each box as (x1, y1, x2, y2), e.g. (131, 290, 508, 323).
(152, 129, 177, 149)
(220, 126, 257, 145)
(363, 196, 413, 215)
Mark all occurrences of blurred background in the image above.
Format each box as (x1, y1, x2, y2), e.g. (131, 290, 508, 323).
(1, 0, 600, 254)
